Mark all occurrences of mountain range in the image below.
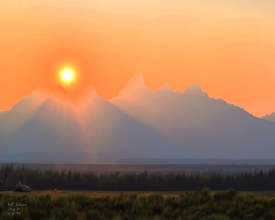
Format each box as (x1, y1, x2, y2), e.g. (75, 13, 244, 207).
(263, 113, 275, 122)
(0, 75, 275, 162)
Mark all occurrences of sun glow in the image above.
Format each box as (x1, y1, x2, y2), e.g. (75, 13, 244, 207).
(60, 67, 76, 84)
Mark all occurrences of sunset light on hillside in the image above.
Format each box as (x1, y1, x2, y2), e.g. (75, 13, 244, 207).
(0, 0, 275, 116)
(1, 1, 275, 217)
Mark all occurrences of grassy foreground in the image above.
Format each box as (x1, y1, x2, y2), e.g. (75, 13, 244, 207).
(1, 189, 275, 219)
(2, 190, 275, 199)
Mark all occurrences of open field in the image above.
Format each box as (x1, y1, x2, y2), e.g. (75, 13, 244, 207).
(2, 190, 275, 199)
(0, 190, 180, 199)
(1, 189, 275, 219)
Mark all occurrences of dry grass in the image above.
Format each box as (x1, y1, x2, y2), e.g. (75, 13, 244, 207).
(0, 190, 181, 199)
(1, 190, 275, 199)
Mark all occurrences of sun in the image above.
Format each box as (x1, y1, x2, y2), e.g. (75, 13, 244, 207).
(60, 67, 76, 84)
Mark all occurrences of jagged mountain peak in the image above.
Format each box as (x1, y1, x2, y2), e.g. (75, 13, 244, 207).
(262, 112, 275, 122)
(117, 74, 152, 99)
(156, 84, 174, 93)
(184, 84, 207, 97)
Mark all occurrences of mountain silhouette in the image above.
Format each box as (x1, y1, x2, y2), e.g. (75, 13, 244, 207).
(1, 74, 275, 162)
(0, 88, 183, 162)
(263, 113, 275, 122)
(113, 75, 275, 159)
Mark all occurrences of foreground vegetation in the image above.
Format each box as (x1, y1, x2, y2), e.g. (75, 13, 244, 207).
(2, 165, 275, 191)
(2, 165, 275, 219)
(1, 189, 275, 219)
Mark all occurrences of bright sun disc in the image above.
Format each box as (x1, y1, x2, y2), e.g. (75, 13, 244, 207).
(60, 67, 75, 84)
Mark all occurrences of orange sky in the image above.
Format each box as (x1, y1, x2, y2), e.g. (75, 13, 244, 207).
(0, 0, 274, 116)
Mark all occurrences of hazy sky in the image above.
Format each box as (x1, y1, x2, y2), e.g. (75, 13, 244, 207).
(0, 0, 274, 116)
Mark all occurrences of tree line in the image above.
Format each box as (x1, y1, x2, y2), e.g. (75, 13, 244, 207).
(1, 164, 275, 191)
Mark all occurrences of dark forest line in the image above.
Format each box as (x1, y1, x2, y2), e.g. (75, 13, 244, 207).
(1, 165, 275, 191)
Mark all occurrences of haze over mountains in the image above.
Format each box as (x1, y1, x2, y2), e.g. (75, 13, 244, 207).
(113, 75, 275, 159)
(0, 75, 275, 163)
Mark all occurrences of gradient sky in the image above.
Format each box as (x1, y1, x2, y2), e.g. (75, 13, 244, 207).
(0, 0, 274, 116)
